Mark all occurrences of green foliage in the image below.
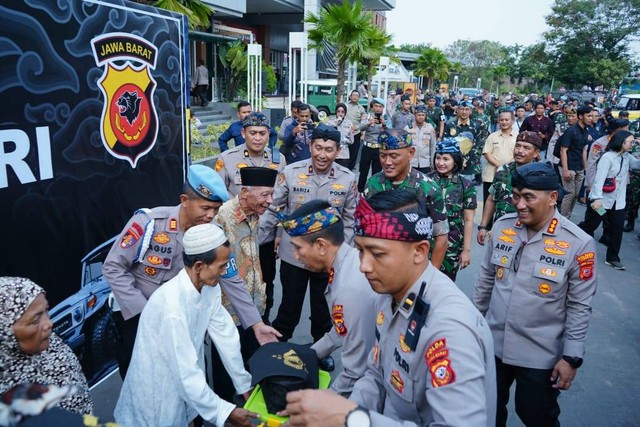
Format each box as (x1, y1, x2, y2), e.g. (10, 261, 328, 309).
(445, 39, 510, 87)
(190, 123, 229, 160)
(413, 47, 452, 91)
(544, 0, 640, 89)
(150, 0, 213, 29)
(398, 43, 432, 54)
(263, 62, 277, 94)
(305, 0, 381, 102)
(219, 40, 247, 100)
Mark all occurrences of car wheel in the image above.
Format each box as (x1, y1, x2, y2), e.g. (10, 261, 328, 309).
(317, 106, 331, 117)
(88, 310, 117, 369)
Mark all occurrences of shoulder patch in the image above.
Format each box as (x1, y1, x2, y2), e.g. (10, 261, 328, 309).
(215, 158, 224, 172)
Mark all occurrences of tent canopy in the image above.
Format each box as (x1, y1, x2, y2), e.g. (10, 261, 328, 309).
(372, 62, 412, 83)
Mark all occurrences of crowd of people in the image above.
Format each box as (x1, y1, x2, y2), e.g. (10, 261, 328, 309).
(3, 85, 638, 427)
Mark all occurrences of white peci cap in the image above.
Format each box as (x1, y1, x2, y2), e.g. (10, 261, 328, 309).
(183, 223, 227, 255)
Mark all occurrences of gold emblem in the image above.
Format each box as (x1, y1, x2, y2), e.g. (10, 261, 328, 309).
(497, 235, 515, 243)
(501, 228, 516, 236)
(538, 283, 551, 294)
(153, 232, 170, 244)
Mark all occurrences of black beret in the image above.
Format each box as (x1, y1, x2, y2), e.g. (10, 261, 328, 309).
(512, 162, 559, 191)
(311, 123, 341, 143)
(240, 166, 278, 187)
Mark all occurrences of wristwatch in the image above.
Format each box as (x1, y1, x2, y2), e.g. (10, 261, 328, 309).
(477, 225, 487, 231)
(345, 406, 371, 427)
(562, 355, 583, 369)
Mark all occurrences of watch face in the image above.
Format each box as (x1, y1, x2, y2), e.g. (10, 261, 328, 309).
(347, 409, 371, 427)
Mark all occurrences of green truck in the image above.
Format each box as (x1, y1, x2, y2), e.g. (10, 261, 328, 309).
(303, 79, 369, 115)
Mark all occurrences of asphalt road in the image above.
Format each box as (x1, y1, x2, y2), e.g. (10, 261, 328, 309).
(91, 201, 640, 426)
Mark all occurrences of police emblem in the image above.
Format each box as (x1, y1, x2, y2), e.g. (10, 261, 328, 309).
(92, 33, 159, 167)
(331, 304, 347, 336)
(496, 267, 504, 279)
(538, 283, 551, 294)
(153, 232, 170, 244)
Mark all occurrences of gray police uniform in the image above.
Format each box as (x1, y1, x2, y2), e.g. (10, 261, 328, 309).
(311, 244, 378, 396)
(263, 160, 358, 266)
(349, 263, 497, 427)
(103, 205, 262, 327)
(215, 144, 283, 198)
(474, 211, 597, 369)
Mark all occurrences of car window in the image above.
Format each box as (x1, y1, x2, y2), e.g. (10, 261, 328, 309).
(629, 98, 640, 111)
(84, 261, 103, 285)
(616, 98, 629, 109)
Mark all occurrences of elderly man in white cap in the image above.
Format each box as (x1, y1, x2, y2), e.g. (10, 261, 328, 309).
(115, 223, 260, 427)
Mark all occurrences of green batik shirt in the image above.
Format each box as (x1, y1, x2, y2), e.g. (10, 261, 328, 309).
(428, 171, 477, 275)
(489, 161, 518, 222)
(444, 118, 483, 175)
(471, 112, 491, 174)
(364, 168, 450, 237)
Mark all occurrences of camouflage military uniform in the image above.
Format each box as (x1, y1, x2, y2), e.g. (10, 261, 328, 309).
(443, 118, 483, 176)
(471, 112, 491, 175)
(625, 121, 640, 226)
(553, 113, 568, 133)
(489, 161, 518, 223)
(425, 106, 445, 135)
(427, 171, 477, 281)
(363, 168, 450, 237)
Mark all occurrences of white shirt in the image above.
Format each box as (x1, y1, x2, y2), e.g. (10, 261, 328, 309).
(193, 65, 209, 86)
(407, 122, 436, 168)
(590, 151, 640, 210)
(114, 269, 252, 427)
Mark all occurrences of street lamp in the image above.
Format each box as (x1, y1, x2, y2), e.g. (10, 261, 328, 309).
(378, 56, 390, 114)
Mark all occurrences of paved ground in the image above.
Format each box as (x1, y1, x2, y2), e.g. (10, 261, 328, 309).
(91, 198, 640, 426)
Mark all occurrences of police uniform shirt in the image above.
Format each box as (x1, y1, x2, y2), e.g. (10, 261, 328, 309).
(311, 244, 378, 396)
(407, 123, 437, 169)
(215, 144, 284, 198)
(474, 211, 597, 369)
(103, 205, 262, 327)
(349, 263, 496, 427)
(261, 160, 357, 268)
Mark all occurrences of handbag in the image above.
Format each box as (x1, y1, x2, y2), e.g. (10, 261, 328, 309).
(602, 156, 623, 193)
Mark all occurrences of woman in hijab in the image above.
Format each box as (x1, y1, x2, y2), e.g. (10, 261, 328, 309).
(0, 277, 93, 415)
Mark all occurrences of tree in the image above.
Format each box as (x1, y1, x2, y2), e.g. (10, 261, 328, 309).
(505, 43, 552, 90)
(218, 40, 247, 101)
(398, 43, 432, 54)
(136, 0, 214, 29)
(358, 27, 394, 103)
(544, 0, 640, 89)
(445, 40, 509, 87)
(305, 0, 380, 103)
(413, 47, 451, 92)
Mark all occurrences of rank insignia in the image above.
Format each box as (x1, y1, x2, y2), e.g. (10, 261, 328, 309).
(497, 235, 515, 243)
(147, 255, 162, 265)
(373, 343, 379, 364)
(169, 218, 178, 231)
(144, 266, 157, 276)
(331, 183, 345, 190)
(236, 163, 248, 169)
(153, 232, 170, 244)
(544, 238, 556, 246)
(546, 218, 558, 234)
(555, 240, 570, 249)
(268, 163, 279, 170)
(296, 181, 307, 186)
(545, 247, 565, 255)
(496, 267, 504, 280)
(390, 370, 405, 393)
(502, 228, 516, 236)
(377, 310, 384, 325)
(215, 158, 224, 171)
(538, 283, 551, 294)
(328, 268, 335, 285)
(278, 173, 285, 185)
(331, 305, 347, 336)
(515, 220, 522, 227)
(399, 335, 411, 353)
(298, 173, 309, 179)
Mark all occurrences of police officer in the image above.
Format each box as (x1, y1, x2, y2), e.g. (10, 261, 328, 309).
(215, 112, 284, 198)
(103, 165, 280, 378)
(280, 199, 378, 397)
(261, 124, 358, 371)
(474, 162, 597, 427)
(408, 105, 437, 174)
(363, 128, 450, 268)
(283, 190, 496, 427)
(215, 112, 285, 323)
(477, 131, 542, 245)
(357, 97, 390, 193)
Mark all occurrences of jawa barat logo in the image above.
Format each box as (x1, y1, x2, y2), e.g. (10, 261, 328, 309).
(91, 33, 159, 167)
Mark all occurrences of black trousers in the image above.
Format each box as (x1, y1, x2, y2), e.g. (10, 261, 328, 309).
(195, 84, 208, 106)
(259, 241, 277, 322)
(209, 325, 260, 402)
(358, 145, 381, 193)
(272, 261, 331, 343)
(335, 158, 350, 169)
(496, 358, 560, 427)
(112, 312, 140, 380)
(348, 134, 362, 170)
(579, 202, 625, 262)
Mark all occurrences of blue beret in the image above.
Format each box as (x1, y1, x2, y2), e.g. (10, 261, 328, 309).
(371, 97, 385, 106)
(435, 137, 461, 154)
(187, 164, 228, 202)
(459, 100, 473, 108)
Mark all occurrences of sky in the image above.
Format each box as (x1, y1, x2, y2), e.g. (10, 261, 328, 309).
(385, 0, 555, 49)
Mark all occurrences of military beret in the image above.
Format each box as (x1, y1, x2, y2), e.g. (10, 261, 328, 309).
(511, 162, 560, 191)
(371, 97, 385, 106)
(240, 166, 278, 187)
(435, 137, 461, 154)
(187, 164, 229, 202)
(242, 111, 270, 128)
(459, 100, 473, 108)
(380, 128, 412, 150)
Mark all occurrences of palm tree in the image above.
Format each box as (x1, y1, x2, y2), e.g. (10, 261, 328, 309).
(136, 0, 214, 29)
(305, 0, 379, 103)
(358, 26, 394, 103)
(414, 48, 451, 92)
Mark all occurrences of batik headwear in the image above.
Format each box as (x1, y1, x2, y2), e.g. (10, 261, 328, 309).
(459, 100, 473, 108)
(241, 111, 269, 128)
(311, 124, 341, 144)
(414, 105, 428, 114)
(511, 162, 559, 191)
(354, 197, 433, 241)
(516, 131, 542, 149)
(280, 206, 341, 237)
(0, 277, 93, 415)
(187, 164, 229, 203)
(380, 128, 412, 150)
(435, 138, 461, 154)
